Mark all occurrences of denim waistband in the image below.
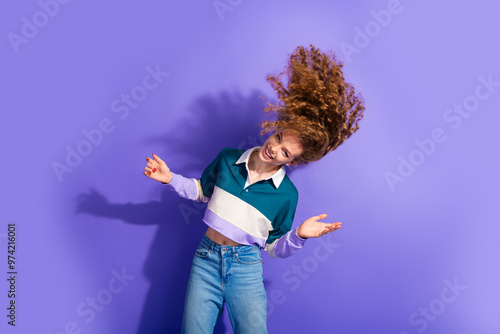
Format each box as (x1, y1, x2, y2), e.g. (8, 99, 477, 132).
(200, 234, 260, 254)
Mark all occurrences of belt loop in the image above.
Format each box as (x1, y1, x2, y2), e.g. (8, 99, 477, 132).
(209, 239, 215, 254)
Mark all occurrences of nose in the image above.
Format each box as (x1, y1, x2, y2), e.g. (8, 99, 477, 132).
(269, 144, 280, 155)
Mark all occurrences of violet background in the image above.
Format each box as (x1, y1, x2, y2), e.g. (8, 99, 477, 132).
(1, 0, 499, 333)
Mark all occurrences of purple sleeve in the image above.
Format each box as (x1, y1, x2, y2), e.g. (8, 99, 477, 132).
(164, 172, 203, 201)
(265, 228, 307, 258)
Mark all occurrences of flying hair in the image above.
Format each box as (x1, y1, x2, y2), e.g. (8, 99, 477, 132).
(261, 45, 365, 164)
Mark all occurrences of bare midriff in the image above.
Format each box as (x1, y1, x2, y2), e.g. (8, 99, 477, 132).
(205, 227, 243, 246)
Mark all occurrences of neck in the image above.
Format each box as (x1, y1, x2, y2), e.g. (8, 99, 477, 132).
(248, 151, 281, 175)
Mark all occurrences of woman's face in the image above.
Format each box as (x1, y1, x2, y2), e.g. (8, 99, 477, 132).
(259, 129, 303, 166)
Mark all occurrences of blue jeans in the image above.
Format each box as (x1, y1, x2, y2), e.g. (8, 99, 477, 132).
(181, 235, 267, 334)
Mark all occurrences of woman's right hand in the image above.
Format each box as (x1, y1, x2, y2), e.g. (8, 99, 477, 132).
(143, 153, 173, 184)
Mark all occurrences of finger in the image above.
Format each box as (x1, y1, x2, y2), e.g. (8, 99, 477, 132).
(146, 161, 157, 169)
(324, 222, 341, 229)
(152, 153, 164, 164)
(324, 224, 340, 233)
(324, 226, 336, 234)
(315, 213, 328, 221)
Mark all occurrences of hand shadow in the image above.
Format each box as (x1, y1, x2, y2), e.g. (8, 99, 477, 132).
(76, 89, 283, 333)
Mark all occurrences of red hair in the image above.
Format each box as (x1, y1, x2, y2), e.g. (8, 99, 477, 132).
(261, 45, 365, 164)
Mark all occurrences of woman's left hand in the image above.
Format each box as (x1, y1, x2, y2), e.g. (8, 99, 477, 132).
(296, 214, 342, 239)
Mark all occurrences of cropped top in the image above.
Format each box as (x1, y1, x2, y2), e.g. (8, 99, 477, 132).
(166, 146, 307, 258)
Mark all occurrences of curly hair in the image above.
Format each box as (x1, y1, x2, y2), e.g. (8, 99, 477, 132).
(261, 45, 365, 164)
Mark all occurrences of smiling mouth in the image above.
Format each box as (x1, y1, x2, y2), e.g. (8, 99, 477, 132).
(264, 146, 273, 160)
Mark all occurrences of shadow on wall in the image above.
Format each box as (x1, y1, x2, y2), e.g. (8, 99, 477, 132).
(151, 89, 275, 175)
(76, 89, 282, 333)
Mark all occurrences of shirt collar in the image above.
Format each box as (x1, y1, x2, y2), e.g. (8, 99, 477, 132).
(235, 146, 286, 188)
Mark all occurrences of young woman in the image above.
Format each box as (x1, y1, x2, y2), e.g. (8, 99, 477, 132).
(143, 45, 365, 333)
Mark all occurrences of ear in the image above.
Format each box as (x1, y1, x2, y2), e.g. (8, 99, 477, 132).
(285, 160, 297, 166)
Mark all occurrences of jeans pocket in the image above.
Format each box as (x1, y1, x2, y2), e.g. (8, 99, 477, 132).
(235, 251, 262, 265)
(195, 247, 209, 258)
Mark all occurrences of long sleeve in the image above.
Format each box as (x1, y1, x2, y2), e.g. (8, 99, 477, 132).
(264, 228, 307, 258)
(165, 173, 208, 202)
(164, 148, 226, 202)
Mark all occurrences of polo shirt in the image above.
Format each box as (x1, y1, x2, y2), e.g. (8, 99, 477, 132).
(166, 146, 307, 258)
